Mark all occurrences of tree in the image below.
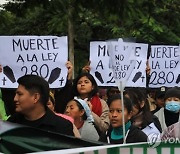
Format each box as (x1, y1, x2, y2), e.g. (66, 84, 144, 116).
(0, 0, 179, 75)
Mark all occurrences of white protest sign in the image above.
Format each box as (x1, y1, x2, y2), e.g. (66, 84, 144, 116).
(109, 38, 136, 89)
(90, 40, 148, 87)
(0, 36, 68, 88)
(149, 45, 180, 88)
(126, 43, 148, 87)
(90, 41, 115, 86)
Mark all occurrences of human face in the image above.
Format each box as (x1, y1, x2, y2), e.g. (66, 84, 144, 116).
(165, 97, 180, 103)
(108, 88, 120, 97)
(165, 97, 180, 113)
(14, 84, 37, 114)
(125, 94, 140, 117)
(156, 98, 165, 107)
(131, 105, 139, 117)
(77, 76, 93, 98)
(109, 99, 132, 128)
(47, 98, 55, 111)
(64, 100, 84, 121)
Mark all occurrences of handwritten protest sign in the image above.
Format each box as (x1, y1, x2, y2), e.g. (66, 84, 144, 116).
(0, 36, 68, 88)
(90, 41, 115, 86)
(108, 39, 136, 90)
(126, 43, 148, 87)
(149, 45, 180, 88)
(90, 40, 148, 87)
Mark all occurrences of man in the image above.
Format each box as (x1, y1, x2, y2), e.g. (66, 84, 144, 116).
(8, 74, 74, 136)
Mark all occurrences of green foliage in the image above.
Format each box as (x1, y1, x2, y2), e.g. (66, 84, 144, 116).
(0, 0, 179, 73)
(0, 10, 15, 35)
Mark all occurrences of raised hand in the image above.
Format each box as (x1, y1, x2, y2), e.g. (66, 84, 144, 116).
(66, 61, 73, 80)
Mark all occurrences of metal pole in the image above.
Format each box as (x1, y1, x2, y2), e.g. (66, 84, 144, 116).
(120, 81, 126, 144)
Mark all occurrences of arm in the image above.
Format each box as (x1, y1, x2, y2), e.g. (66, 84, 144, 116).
(0, 64, 2, 73)
(146, 60, 151, 87)
(54, 61, 74, 113)
(82, 61, 91, 73)
(66, 61, 73, 80)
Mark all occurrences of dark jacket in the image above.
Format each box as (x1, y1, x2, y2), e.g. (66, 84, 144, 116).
(8, 108, 74, 136)
(152, 114, 162, 133)
(100, 125, 147, 144)
(54, 80, 74, 113)
(1, 88, 16, 115)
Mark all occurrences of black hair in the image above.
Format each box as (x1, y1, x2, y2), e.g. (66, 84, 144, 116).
(49, 95, 55, 106)
(107, 93, 132, 113)
(124, 88, 153, 128)
(155, 87, 167, 100)
(106, 87, 120, 99)
(72, 72, 98, 100)
(164, 86, 180, 100)
(17, 74, 49, 108)
(73, 99, 87, 120)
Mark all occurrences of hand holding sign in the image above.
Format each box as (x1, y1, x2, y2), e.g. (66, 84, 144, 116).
(82, 61, 91, 73)
(0, 65, 2, 73)
(66, 61, 73, 80)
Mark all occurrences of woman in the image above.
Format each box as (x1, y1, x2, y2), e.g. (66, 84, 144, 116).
(65, 97, 99, 141)
(100, 94, 147, 144)
(72, 72, 110, 134)
(155, 87, 180, 131)
(124, 88, 162, 139)
(47, 90, 80, 138)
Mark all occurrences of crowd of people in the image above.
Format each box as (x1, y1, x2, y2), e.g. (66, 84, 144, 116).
(0, 62, 179, 145)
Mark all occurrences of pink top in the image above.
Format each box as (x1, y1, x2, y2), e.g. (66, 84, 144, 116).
(55, 113, 74, 123)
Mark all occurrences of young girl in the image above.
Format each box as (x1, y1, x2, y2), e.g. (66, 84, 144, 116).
(65, 97, 99, 141)
(124, 88, 162, 140)
(101, 94, 147, 144)
(72, 72, 110, 134)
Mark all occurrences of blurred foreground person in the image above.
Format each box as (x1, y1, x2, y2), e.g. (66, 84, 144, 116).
(0, 89, 9, 120)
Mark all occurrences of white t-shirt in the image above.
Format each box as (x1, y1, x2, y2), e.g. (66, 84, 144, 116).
(142, 122, 161, 142)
